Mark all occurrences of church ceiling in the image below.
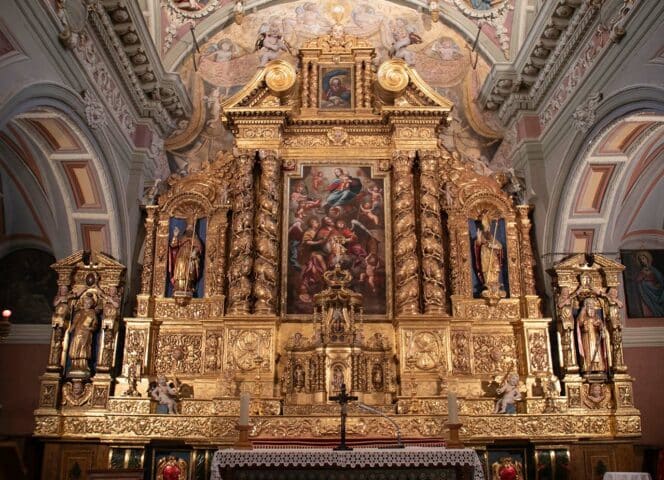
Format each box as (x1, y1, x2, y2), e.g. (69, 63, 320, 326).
(164, 0, 506, 173)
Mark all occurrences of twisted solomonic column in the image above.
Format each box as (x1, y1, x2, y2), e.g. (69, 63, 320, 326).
(227, 151, 256, 314)
(419, 151, 447, 314)
(252, 151, 282, 315)
(391, 151, 420, 315)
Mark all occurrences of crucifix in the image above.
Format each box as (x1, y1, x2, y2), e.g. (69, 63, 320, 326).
(329, 383, 357, 451)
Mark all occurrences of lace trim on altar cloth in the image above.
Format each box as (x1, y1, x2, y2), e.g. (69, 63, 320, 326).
(211, 447, 485, 480)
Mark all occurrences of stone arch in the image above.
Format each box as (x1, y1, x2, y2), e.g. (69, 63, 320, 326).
(0, 82, 129, 261)
(547, 86, 664, 259)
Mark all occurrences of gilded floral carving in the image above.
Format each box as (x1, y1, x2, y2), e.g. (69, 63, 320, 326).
(472, 334, 516, 374)
(155, 334, 203, 374)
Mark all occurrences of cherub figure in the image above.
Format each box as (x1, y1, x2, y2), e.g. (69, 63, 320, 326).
(360, 201, 380, 226)
(389, 18, 421, 66)
(359, 252, 380, 293)
(255, 20, 290, 67)
(151, 376, 179, 414)
(369, 185, 383, 209)
(494, 372, 522, 414)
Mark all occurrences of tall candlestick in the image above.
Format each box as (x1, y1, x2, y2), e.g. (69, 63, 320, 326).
(239, 392, 250, 426)
(447, 391, 459, 424)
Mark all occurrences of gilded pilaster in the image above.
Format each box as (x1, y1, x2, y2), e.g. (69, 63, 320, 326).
(309, 60, 318, 108)
(227, 151, 256, 314)
(140, 207, 158, 294)
(354, 60, 363, 109)
(516, 205, 537, 295)
(152, 215, 171, 299)
(252, 151, 281, 315)
(362, 60, 372, 109)
(419, 151, 447, 314)
(204, 207, 226, 298)
(301, 60, 310, 108)
(137, 205, 157, 316)
(391, 151, 420, 315)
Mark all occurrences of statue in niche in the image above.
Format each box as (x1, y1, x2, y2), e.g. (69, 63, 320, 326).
(576, 297, 610, 374)
(68, 292, 99, 378)
(474, 213, 504, 290)
(169, 221, 203, 295)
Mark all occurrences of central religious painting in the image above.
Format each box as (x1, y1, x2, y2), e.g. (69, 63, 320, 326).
(285, 165, 388, 315)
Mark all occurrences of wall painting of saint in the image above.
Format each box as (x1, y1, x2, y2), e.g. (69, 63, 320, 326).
(621, 249, 664, 318)
(319, 67, 353, 109)
(166, 217, 207, 298)
(285, 165, 387, 315)
(468, 217, 509, 298)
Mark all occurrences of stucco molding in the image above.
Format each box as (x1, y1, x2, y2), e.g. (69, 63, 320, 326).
(623, 327, 664, 348)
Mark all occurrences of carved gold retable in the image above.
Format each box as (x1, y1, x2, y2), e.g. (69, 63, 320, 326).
(34, 32, 640, 446)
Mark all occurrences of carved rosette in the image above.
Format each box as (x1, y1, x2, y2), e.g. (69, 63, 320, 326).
(391, 151, 420, 315)
(419, 151, 447, 314)
(252, 151, 281, 314)
(227, 151, 256, 314)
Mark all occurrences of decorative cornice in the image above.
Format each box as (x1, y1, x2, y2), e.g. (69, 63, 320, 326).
(56, 0, 192, 136)
(480, 0, 590, 118)
(94, 0, 192, 133)
(480, 0, 641, 126)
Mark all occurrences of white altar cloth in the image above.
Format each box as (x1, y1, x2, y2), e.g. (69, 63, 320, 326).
(211, 446, 485, 480)
(603, 473, 652, 480)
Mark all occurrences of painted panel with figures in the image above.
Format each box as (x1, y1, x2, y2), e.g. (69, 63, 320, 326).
(285, 165, 387, 315)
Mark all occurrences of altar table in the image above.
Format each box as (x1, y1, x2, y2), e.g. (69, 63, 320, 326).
(211, 447, 485, 480)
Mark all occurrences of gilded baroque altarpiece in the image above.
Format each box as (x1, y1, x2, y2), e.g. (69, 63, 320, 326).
(34, 29, 640, 459)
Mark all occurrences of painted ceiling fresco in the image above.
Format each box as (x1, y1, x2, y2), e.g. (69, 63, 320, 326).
(166, 0, 508, 173)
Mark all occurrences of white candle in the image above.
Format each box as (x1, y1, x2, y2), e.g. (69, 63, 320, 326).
(447, 392, 459, 424)
(239, 392, 250, 426)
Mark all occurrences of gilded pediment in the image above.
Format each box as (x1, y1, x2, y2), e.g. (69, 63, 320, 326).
(221, 32, 452, 129)
(554, 253, 625, 274)
(51, 250, 124, 271)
